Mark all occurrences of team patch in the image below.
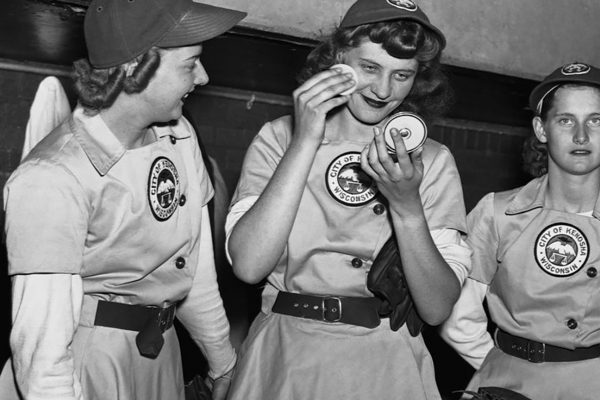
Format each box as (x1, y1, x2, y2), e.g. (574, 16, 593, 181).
(386, 0, 418, 11)
(148, 157, 180, 221)
(534, 223, 589, 277)
(561, 62, 591, 75)
(326, 152, 378, 206)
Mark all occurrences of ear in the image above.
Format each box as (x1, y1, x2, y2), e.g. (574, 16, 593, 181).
(532, 116, 547, 144)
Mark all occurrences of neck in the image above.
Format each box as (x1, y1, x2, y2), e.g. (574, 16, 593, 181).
(545, 167, 600, 213)
(99, 97, 154, 149)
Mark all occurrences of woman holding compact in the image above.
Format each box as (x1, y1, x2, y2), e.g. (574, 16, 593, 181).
(226, 0, 471, 398)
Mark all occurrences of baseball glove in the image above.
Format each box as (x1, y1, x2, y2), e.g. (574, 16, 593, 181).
(367, 234, 424, 336)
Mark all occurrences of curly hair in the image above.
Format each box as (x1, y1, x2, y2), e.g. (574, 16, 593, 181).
(297, 21, 452, 120)
(73, 47, 161, 114)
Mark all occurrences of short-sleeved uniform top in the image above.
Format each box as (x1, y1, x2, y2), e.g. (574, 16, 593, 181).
(466, 175, 600, 400)
(3, 108, 233, 400)
(226, 116, 467, 400)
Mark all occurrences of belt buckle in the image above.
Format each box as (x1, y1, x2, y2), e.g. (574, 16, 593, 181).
(322, 297, 342, 322)
(527, 340, 545, 363)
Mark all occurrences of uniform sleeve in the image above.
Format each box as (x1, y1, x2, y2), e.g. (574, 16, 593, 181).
(431, 228, 472, 285)
(229, 118, 290, 206)
(466, 192, 499, 284)
(10, 274, 84, 400)
(177, 206, 236, 379)
(4, 162, 88, 275)
(439, 278, 494, 369)
(419, 145, 467, 233)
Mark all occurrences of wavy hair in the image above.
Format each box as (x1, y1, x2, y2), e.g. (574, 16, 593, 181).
(298, 21, 451, 120)
(73, 47, 161, 114)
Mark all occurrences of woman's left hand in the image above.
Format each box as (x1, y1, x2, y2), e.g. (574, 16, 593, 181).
(210, 367, 234, 400)
(360, 127, 424, 215)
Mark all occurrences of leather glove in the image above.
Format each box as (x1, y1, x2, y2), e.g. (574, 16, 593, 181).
(367, 234, 424, 336)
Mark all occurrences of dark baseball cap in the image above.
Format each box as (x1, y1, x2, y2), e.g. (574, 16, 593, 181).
(340, 0, 446, 49)
(85, 0, 247, 69)
(529, 62, 600, 114)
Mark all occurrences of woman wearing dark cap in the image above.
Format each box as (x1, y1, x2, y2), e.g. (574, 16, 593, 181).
(441, 62, 600, 399)
(0, 0, 245, 399)
(225, 0, 470, 398)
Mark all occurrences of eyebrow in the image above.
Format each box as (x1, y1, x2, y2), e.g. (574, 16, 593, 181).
(358, 58, 417, 73)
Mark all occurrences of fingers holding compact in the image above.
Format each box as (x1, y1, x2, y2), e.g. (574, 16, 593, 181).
(292, 68, 356, 142)
(361, 127, 424, 200)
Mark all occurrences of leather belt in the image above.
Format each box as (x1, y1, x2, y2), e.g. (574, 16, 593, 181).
(496, 328, 600, 363)
(94, 300, 176, 359)
(272, 291, 382, 328)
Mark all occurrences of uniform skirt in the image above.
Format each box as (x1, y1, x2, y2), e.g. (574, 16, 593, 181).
(227, 310, 441, 400)
(466, 346, 600, 400)
(73, 298, 185, 400)
(0, 309, 185, 400)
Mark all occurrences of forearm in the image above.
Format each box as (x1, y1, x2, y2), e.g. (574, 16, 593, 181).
(178, 206, 236, 379)
(228, 136, 320, 283)
(10, 274, 83, 400)
(391, 208, 461, 325)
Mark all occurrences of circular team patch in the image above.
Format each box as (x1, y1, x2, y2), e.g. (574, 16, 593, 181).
(326, 152, 378, 207)
(386, 0, 418, 11)
(534, 223, 589, 277)
(561, 62, 591, 75)
(148, 157, 180, 221)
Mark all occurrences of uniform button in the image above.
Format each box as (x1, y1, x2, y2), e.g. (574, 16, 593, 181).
(373, 204, 385, 215)
(567, 319, 578, 330)
(351, 258, 363, 268)
(175, 257, 186, 269)
(170, 136, 177, 144)
(587, 267, 597, 278)
(179, 195, 187, 206)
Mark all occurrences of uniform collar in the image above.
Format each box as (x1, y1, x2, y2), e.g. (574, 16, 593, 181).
(505, 174, 600, 219)
(71, 107, 191, 176)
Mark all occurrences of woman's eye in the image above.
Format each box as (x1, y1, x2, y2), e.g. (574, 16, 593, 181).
(558, 118, 573, 125)
(589, 117, 600, 126)
(393, 72, 409, 81)
(360, 64, 377, 73)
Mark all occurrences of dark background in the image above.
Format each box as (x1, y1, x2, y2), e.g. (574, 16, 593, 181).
(0, 0, 538, 398)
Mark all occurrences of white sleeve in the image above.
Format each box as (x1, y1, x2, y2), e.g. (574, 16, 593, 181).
(438, 277, 494, 369)
(177, 205, 236, 379)
(10, 274, 84, 400)
(430, 228, 472, 286)
(224, 195, 259, 265)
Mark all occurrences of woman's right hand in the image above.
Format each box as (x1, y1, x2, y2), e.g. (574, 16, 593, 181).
(292, 68, 356, 143)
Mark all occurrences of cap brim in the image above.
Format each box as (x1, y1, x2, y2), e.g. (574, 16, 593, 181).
(157, 3, 246, 47)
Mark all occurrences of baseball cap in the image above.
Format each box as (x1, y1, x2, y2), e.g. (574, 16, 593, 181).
(340, 0, 446, 49)
(85, 0, 247, 69)
(529, 62, 600, 114)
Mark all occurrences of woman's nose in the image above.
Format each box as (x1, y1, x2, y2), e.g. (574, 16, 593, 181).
(573, 125, 590, 145)
(370, 76, 391, 100)
(194, 61, 209, 86)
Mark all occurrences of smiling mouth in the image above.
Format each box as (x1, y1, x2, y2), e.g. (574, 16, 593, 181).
(571, 150, 591, 155)
(361, 95, 388, 109)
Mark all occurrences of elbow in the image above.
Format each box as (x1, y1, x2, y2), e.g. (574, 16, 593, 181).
(424, 309, 452, 327)
(230, 257, 266, 285)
